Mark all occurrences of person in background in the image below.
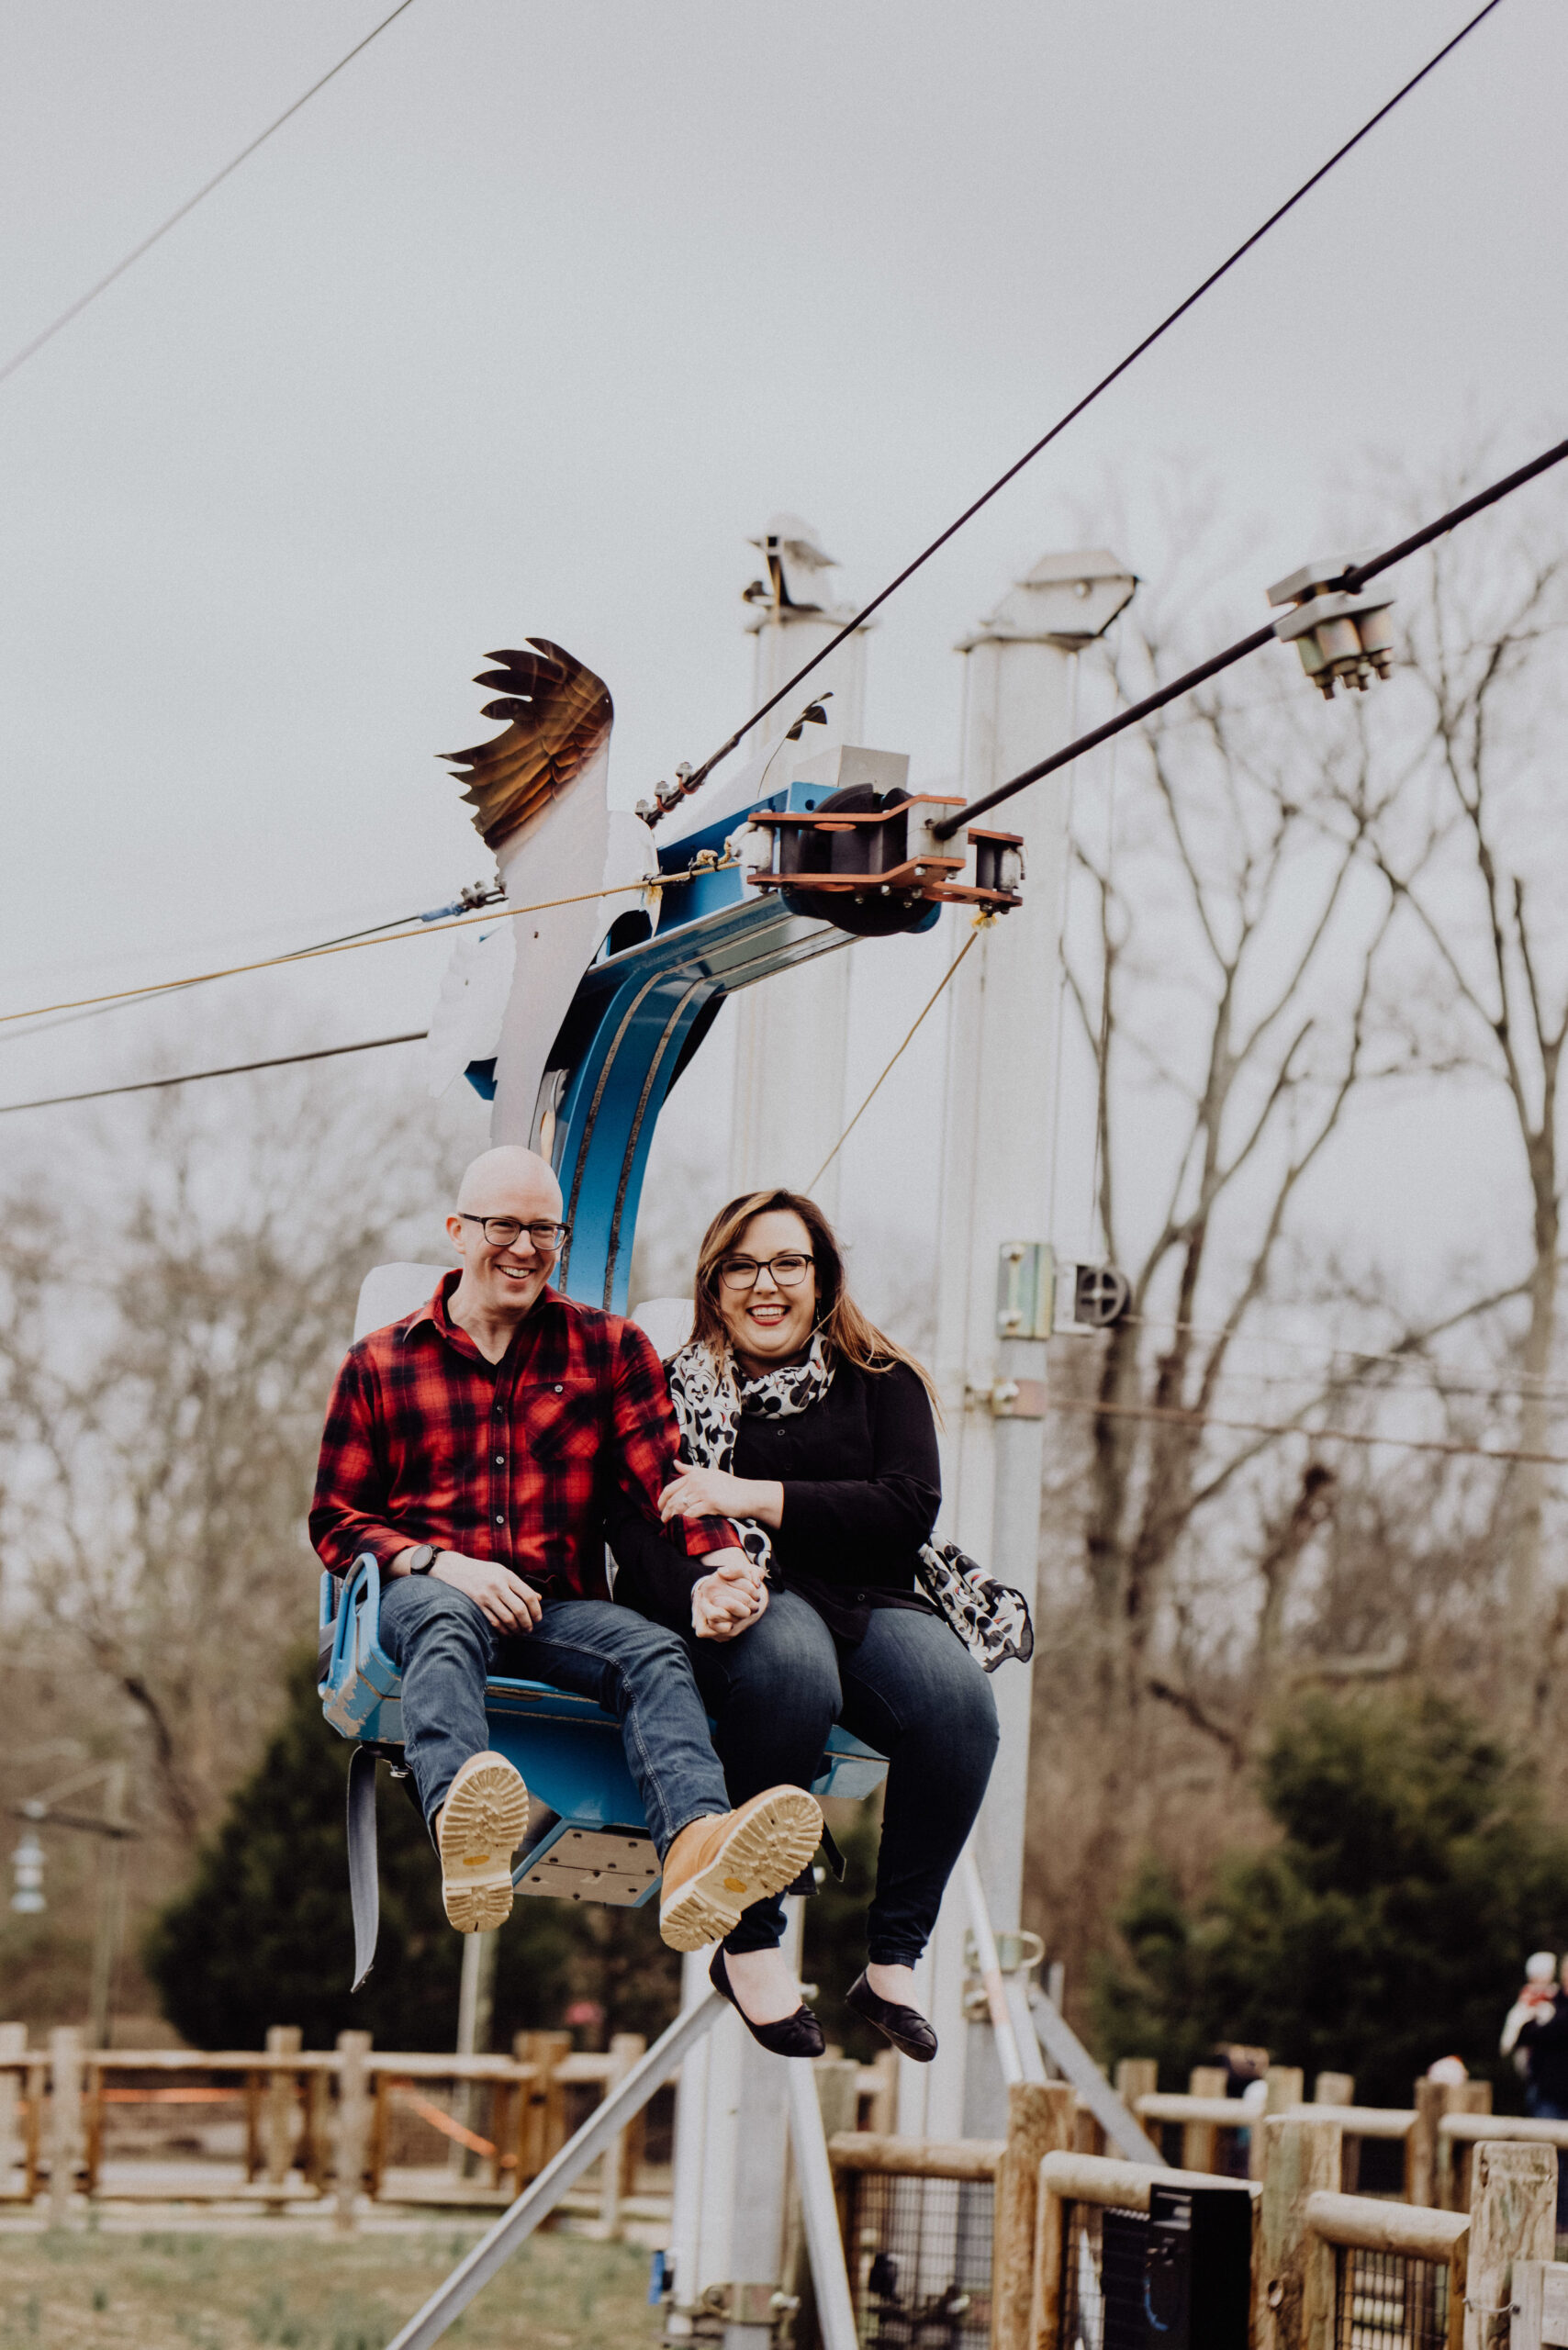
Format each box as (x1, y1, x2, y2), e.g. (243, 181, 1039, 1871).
(1515, 1954, 1568, 2233)
(1502, 1951, 1559, 2078)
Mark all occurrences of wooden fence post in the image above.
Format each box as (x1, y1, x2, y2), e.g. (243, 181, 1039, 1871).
(0, 2026, 26, 2192)
(1465, 2142, 1556, 2350)
(1450, 2084, 1497, 2213)
(994, 2083, 1073, 2350)
(1255, 2115, 1342, 2350)
(333, 2030, 372, 2233)
(1415, 2080, 1457, 2210)
(1183, 2065, 1228, 2175)
(1253, 2069, 1306, 2185)
(1315, 2074, 1355, 2106)
(47, 2028, 83, 2227)
(263, 2027, 301, 2202)
(514, 2029, 572, 2182)
(597, 2032, 644, 2236)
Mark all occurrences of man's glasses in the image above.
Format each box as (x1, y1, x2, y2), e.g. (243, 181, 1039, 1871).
(717, 1253, 814, 1291)
(460, 1214, 570, 1252)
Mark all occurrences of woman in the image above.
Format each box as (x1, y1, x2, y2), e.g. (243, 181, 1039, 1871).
(608, 1188, 1000, 2060)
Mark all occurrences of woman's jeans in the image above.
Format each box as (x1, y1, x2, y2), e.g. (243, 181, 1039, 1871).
(684, 1589, 999, 1966)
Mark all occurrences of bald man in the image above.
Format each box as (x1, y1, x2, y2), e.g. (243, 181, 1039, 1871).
(311, 1147, 820, 1952)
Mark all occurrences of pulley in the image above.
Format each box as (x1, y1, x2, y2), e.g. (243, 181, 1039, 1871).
(1268, 560, 1395, 699)
(736, 783, 1024, 939)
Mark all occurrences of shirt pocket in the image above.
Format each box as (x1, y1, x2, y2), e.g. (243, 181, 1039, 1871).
(514, 1381, 604, 1464)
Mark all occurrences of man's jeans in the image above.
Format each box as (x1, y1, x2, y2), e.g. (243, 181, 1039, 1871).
(684, 1590, 999, 1966)
(378, 1574, 731, 1858)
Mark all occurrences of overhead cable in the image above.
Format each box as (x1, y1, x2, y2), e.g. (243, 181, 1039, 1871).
(662, 0, 1509, 822)
(0, 883, 500, 1047)
(0, 861, 730, 1029)
(0, 0, 422, 390)
(933, 430, 1568, 837)
(1047, 1391, 1568, 1471)
(0, 1031, 429, 1116)
(807, 917, 987, 1189)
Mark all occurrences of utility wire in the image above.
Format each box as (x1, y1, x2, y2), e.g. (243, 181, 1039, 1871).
(662, 0, 1509, 822)
(807, 918, 987, 1189)
(934, 431, 1568, 837)
(0, 1032, 429, 1117)
(0, 862, 729, 1029)
(0, 885, 499, 1047)
(0, 0, 421, 390)
(1047, 1391, 1568, 1471)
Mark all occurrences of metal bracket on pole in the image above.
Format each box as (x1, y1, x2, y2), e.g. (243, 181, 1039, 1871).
(1025, 1987, 1166, 2166)
(958, 1848, 1025, 2090)
(385, 1991, 727, 2350)
(784, 2062, 860, 2350)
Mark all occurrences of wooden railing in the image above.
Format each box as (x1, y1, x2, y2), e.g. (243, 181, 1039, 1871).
(0, 2022, 655, 2231)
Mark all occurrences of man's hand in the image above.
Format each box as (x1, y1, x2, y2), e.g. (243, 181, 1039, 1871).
(691, 1550, 768, 1642)
(431, 1550, 543, 1635)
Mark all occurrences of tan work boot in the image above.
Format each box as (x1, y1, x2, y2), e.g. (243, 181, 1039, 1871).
(658, 1785, 823, 1953)
(435, 1751, 531, 1932)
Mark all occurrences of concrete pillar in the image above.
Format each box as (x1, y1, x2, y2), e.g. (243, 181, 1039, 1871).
(665, 1904, 806, 2348)
(728, 517, 869, 1222)
(910, 551, 1135, 2145)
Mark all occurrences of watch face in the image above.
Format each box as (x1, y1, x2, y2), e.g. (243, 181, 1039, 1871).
(409, 1544, 436, 1573)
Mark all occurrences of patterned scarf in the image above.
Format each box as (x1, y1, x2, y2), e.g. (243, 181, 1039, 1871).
(666, 1336, 1034, 1673)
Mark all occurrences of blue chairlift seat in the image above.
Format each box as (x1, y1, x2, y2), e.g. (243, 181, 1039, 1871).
(319, 1557, 888, 1964)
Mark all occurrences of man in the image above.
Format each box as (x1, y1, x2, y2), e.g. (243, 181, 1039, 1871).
(311, 1144, 820, 1950)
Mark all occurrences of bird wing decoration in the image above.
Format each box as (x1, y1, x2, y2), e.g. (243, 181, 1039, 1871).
(425, 918, 516, 1100)
(440, 640, 614, 853)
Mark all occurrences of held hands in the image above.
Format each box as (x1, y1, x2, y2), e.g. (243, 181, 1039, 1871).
(660, 1466, 782, 1527)
(430, 1550, 543, 1635)
(691, 1549, 768, 1643)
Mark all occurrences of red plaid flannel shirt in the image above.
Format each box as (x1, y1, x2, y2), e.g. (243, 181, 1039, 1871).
(309, 1275, 733, 1601)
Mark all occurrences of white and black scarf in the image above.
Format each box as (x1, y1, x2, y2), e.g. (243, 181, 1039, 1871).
(666, 1337, 1034, 1673)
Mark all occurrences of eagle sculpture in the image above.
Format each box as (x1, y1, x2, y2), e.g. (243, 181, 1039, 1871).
(430, 639, 655, 1149)
(441, 639, 614, 853)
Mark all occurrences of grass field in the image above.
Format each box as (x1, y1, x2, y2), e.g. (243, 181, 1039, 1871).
(0, 2225, 666, 2350)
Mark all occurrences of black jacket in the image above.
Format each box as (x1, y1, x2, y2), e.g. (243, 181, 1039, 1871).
(1518, 1991, 1568, 2104)
(607, 1354, 941, 1643)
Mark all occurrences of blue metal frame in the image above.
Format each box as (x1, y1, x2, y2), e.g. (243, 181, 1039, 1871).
(319, 1562, 887, 1897)
(551, 781, 935, 1314)
(318, 769, 913, 1884)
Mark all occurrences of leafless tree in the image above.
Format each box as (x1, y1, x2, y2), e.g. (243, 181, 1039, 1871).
(1345, 468, 1568, 1733)
(0, 1053, 473, 1845)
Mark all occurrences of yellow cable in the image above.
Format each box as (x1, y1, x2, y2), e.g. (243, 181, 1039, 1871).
(808, 914, 989, 1191)
(0, 861, 735, 1030)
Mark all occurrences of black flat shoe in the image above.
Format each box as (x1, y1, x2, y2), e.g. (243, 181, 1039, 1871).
(710, 1948, 825, 2059)
(846, 1969, 938, 2063)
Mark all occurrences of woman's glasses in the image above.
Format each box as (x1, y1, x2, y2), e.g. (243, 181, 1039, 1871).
(717, 1253, 814, 1291)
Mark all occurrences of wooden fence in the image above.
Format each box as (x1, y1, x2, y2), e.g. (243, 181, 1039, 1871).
(820, 2084, 1568, 2350)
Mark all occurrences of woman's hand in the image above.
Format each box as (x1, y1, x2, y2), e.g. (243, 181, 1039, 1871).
(691, 1554, 769, 1641)
(661, 1466, 784, 1528)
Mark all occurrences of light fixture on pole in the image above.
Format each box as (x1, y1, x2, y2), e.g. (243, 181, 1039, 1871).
(9, 1831, 45, 1915)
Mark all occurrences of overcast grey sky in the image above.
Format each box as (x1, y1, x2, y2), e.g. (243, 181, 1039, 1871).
(2, 0, 1564, 1293)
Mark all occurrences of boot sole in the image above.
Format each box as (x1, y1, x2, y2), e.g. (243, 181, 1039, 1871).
(438, 1754, 531, 1933)
(659, 1789, 823, 1953)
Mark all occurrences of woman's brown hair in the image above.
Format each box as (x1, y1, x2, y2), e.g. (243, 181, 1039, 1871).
(689, 1188, 943, 1416)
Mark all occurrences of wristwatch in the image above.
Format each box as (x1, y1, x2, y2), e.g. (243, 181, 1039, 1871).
(402, 1543, 437, 1575)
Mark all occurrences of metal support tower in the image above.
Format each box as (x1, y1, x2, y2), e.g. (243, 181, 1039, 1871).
(903, 551, 1136, 2144)
(728, 516, 869, 1220)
